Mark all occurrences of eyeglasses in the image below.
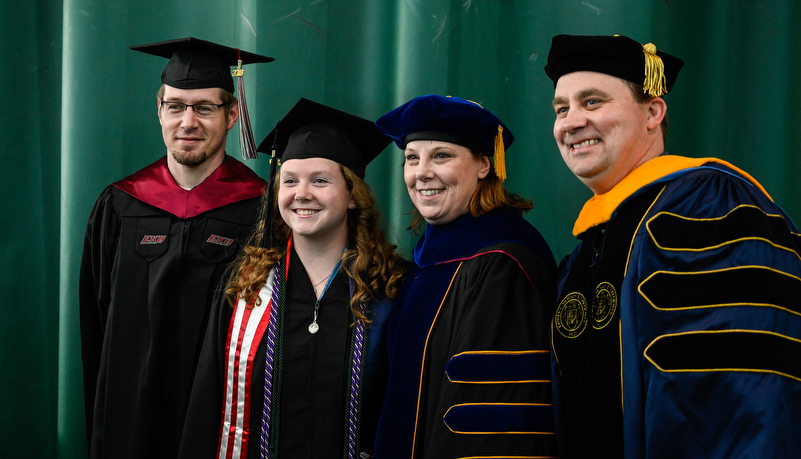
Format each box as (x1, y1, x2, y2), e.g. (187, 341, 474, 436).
(159, 99, 231, 119)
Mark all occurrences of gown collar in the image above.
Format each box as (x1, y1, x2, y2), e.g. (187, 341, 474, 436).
(113, 155, 266, 218)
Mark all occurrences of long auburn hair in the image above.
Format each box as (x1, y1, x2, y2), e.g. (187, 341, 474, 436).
(226, 164, 406, 323)
(409, 151, 533, 233)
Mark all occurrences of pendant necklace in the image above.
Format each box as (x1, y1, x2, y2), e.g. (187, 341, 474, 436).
(308, 257, 343, 334)
(311, 274, 330, 296)
(308, 302, 321, 334)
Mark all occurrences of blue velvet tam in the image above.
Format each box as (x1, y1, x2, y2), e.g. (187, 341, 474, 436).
(375, 95, 514, 180)
(376, 95, 513, 154)
(544, 34, 684, 97)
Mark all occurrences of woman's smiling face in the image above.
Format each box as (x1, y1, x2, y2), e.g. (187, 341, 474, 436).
(278, 157, 353, 243)
(403, 139, 490, 226)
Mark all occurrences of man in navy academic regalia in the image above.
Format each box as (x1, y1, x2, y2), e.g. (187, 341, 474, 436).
(546, 33, 801, 459)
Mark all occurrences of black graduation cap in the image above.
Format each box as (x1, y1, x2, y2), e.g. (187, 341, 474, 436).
(131, 37, 274, 160)
(130, 37, 274, 94)
(256, 98, 390, 248)
(257, 98, 391, 179)
(544, 34, 683, 97)
(375, 95, 514, 181)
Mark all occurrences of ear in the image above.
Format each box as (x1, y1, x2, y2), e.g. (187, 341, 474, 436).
(477, 155, 491, 179)
(226, 101, 239, 130)
(646, 97, 667, 131)
(157, 97, 164, 125)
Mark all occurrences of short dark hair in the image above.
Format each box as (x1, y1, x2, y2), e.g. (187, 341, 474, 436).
(624, 80, 669, 140)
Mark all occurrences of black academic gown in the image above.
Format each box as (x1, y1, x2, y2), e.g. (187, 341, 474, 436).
(79, 156, 266, 459)
(179, 244, 391, 459)
(374, 208, 558, 458)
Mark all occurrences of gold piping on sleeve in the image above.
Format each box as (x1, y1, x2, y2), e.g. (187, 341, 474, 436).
(638, 265, 801, 318)
(446, 350, 552, 384)
(644, 329, 801, 382)
(443, 403, 556, 435)
(645, 204, 801, 262)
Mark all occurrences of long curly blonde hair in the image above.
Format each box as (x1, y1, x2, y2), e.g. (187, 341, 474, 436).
(226, 164, 406, 323)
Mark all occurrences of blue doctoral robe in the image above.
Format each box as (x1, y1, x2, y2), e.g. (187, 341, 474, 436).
(375, 207, 558, 458)
(552, 155, 801, 458)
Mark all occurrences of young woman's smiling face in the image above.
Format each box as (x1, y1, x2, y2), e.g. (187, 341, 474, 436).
(278, 157, 353, 243)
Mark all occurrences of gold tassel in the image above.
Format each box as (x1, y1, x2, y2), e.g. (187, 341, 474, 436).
(233, 54, 258, 160)
(494, 125, 506, 182)
(642, 43, 667, 97)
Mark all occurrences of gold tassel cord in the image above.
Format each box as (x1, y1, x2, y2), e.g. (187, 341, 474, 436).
(642, 43, 667, 97)
(494, 125, 506, 182)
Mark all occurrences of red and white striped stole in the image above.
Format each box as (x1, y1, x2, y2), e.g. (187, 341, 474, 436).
(217, 268, 276, 459)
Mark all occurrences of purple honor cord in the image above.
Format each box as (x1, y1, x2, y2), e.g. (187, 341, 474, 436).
(346, 304, 366, 459)
(260, 261, 282, 458)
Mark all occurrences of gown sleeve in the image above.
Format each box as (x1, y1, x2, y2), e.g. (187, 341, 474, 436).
(419, 245, 558, 458)
(177, 281, 235, 458)
(78, 186, 119, 443)
(623, 167, 801, 458)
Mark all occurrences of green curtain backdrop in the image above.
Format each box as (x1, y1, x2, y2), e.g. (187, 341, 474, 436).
(3, 0, 800, 456)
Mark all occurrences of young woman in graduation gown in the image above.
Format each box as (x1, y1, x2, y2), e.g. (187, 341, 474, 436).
(179, 98, 406, 459)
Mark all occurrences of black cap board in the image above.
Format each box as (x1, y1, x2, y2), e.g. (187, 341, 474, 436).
(256, 98, 390, 249)
(257, 98, 391, 179)
(544, 34, 683, 97)
(130, 37, 274, 94)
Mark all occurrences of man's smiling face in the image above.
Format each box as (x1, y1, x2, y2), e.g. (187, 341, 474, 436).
(552, 71, 658, 195)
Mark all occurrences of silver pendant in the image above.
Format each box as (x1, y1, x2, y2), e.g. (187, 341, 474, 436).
(308, 322, 319, 334)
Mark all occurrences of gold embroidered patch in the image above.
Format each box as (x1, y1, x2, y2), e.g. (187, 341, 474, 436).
(592, 281, 618, 330)
(555, 292, 588, 338)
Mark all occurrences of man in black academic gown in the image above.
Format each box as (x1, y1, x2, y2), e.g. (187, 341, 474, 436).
(79, 37, 272, 459)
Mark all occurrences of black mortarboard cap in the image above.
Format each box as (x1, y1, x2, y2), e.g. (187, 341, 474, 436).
(257, 98, 391, 179)
(256, 98, 390, 248)
(375, 95, 514, 181)
(544, 34, 684, 97)
(130, 37, 274, 94)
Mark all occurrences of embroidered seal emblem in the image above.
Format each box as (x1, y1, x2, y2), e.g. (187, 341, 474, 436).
(554, 292, 588, 338)
(592, 281, 618, 330)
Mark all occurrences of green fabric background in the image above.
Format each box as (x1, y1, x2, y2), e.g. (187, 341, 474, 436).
(3, 1, 800, 456)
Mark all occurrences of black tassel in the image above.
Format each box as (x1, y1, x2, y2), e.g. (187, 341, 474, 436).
(233, 54, 257, 160)
(261, 129, 279, 248)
